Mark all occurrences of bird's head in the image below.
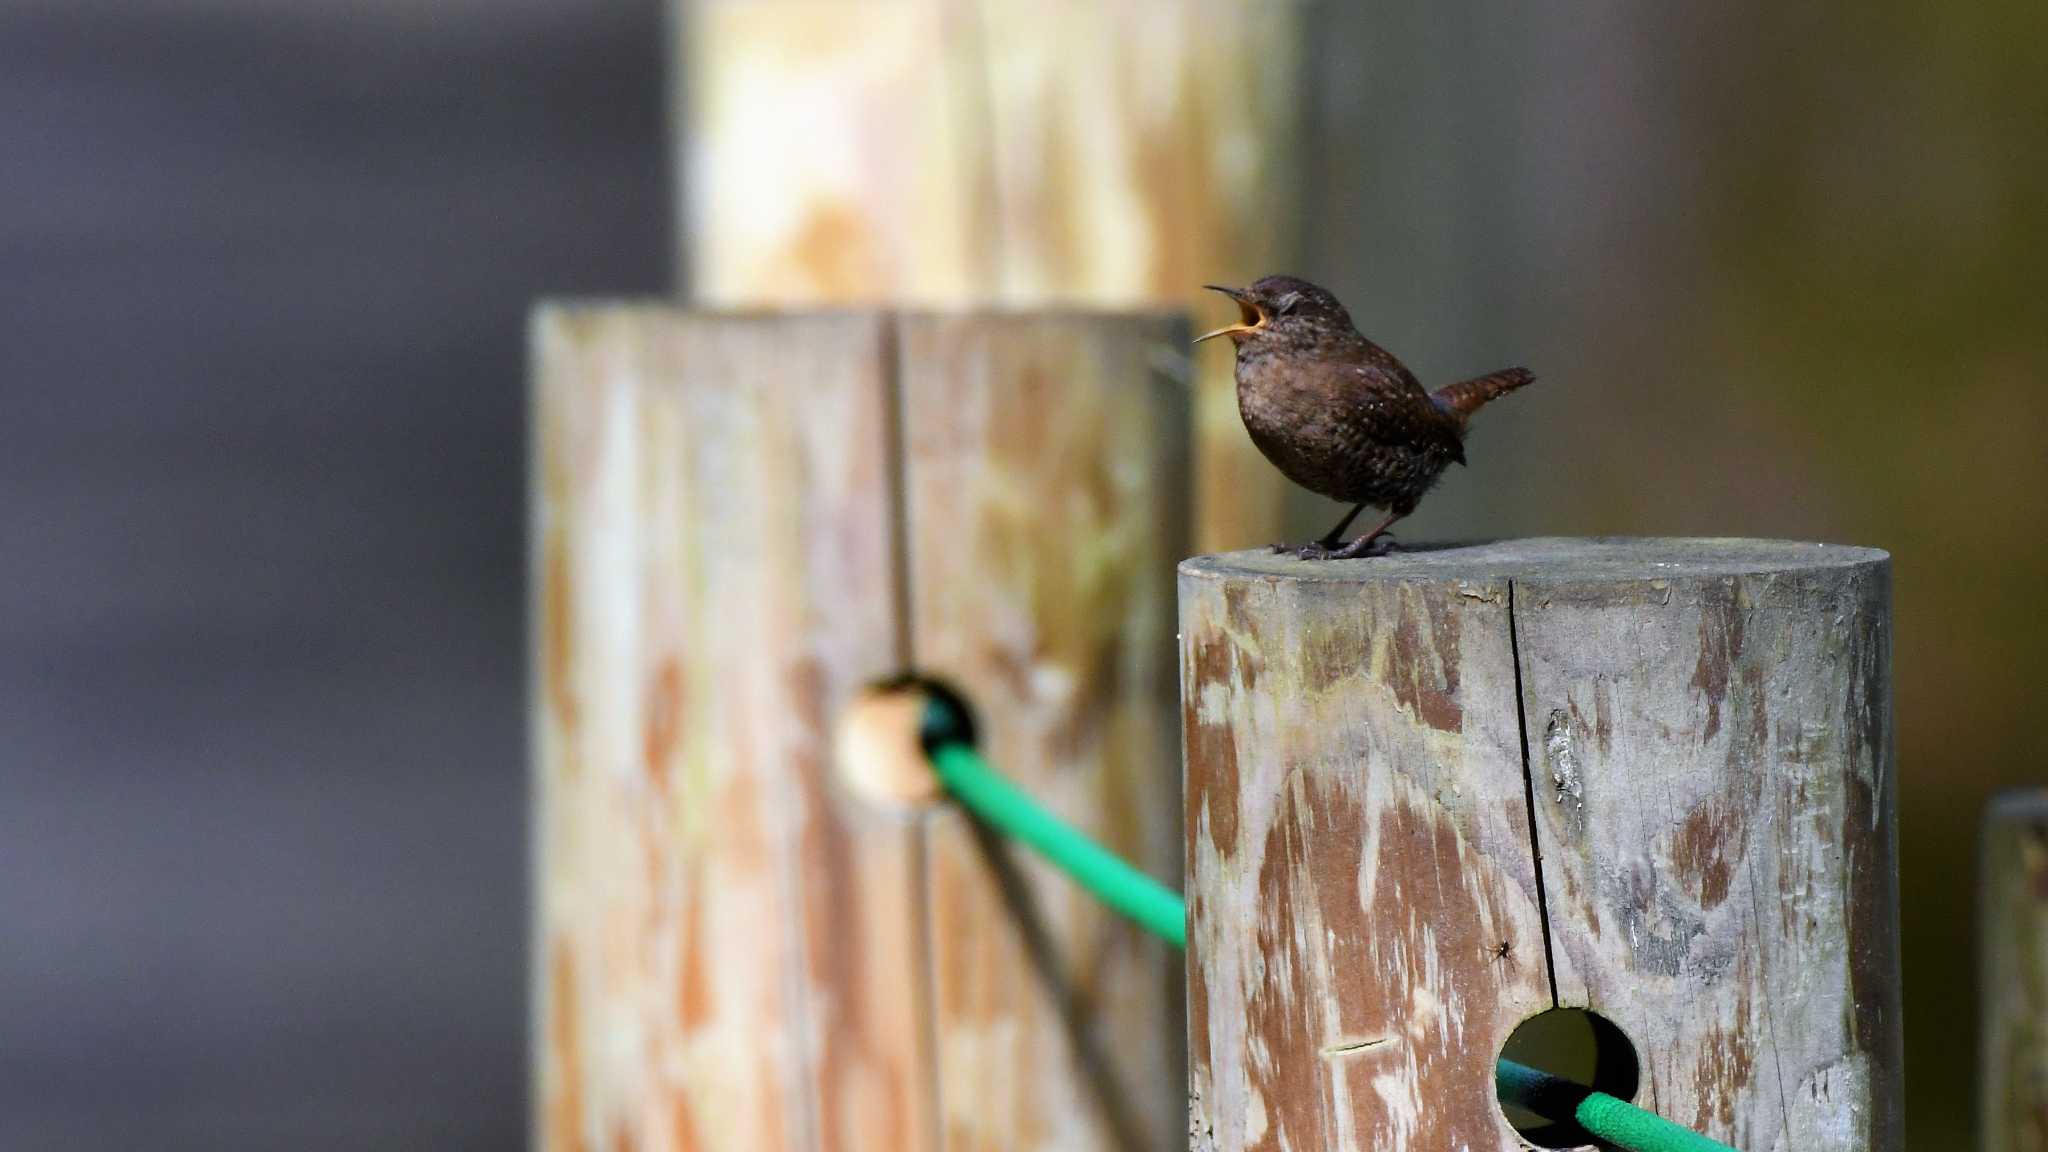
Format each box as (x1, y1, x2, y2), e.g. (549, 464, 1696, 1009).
(1194, 275, 1355, 352)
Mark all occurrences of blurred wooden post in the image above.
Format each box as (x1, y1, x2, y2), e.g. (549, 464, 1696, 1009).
(674, 0, 1301, 553)
(1180, 540, 1901, 1152)
(898, 313, 1190, 1151)
(533, 305, 1189, 1152)
(532, 308, 917, 1152)
(1983, 791, 2048, 1152)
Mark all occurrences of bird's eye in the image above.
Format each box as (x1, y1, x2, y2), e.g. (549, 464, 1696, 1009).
(1275, 293, 1303, 316)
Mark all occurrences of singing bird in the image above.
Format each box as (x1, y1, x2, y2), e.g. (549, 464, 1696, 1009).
(1197, 275, 1534, 558)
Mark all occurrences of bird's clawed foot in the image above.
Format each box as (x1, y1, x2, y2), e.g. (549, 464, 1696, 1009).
(1268, 532, 1401, 561)
(1270, 539, 1342, 560)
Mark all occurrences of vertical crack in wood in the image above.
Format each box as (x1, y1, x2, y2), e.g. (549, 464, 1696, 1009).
(1746, 838, 1795, 1135)
(879, 313, 943, 1152)
(1507, 579, 1562, 1008)
(881, 315, 918, 666)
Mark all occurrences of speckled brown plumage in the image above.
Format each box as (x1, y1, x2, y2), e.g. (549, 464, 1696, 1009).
(1196, 275, 1534, 558)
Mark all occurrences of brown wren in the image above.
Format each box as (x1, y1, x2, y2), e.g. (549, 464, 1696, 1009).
(1197, 275, 1534, 558)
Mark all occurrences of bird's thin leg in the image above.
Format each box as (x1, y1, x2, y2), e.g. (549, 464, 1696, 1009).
(1319, 503, 1367, 548)
(1270, 502, 1373, 556)
(1330, 509, 1404, 559)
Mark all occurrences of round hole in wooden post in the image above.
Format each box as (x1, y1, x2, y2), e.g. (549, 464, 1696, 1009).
(1496, 1008, 1641, 1147)
(1180, 539, 1899, 1152)
(833, 675, 979, 811)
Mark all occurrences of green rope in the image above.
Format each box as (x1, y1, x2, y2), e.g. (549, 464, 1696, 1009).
(919, 707, 1742, 1152)
(1497, 1059, 1738, 1152)
(928, 739, 1185, 949)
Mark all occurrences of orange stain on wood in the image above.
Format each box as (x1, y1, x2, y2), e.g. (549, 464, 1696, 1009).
(779, 203, 885, 300)
(1689, 580, 1741, 741)
(1691, 983, 1756, 1131)
(1243, 779, 1513, 1150)
(717, 768, 771, 871)
(671, 1092, 701, 1152)
(676, 864, 711, 1030)
(1244, 776, 1352, 1152)
(548, 940, 588, 1152)
(1362, 796, 1507, 1149)
(1387, 597, 1464, 732)
(544, 527, 581, 740)
(1183, 632, 1242, 851)
(1671, 802, 1737, 910)
(642, 657, 684, 790)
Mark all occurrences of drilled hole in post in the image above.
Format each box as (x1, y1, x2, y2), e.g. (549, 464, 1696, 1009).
(1495, 1007, 1641, 1148)
(833, 674, 978, 811)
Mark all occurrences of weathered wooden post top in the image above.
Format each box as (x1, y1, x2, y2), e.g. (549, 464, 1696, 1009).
(1180, 539, 1900, 1152)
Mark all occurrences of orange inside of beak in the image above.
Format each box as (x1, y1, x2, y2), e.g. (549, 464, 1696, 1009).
(1194, 297, 1266, 344)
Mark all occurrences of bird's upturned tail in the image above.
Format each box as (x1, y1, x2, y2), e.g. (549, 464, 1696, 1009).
(1432, 367, 1535, 422)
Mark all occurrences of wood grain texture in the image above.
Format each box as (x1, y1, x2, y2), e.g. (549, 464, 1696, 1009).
(535, 306, 1191, 1152)
(1180, 539, 1900, 1152)
(1511, 539, 1898, 1152)
(1983, 791, 2048, 1152)
(676, 0, 1300, 553)
(1180, 551, 1551, 1152)
(532, 307, 929, 1152)
(898, 314, 1192, 1152)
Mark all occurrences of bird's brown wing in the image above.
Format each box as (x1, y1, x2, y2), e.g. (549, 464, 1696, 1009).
(1336, 359, 1462, 456)
(1350, 336, 1432, 400)
(1320, 335, 1448, 439)
(1237, 348, 1464, 504)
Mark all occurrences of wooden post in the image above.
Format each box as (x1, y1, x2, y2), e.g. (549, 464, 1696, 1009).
(675, 0, 1301, 554)
(898, 314, 1190, 1151)
(533, 305, 1188, 1152)
(1983, 790, 2048, 1152)
(1180, 539, 1901, 1152)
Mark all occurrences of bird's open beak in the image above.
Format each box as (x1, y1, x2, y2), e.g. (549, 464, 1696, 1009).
(1194, 284, 1266, 344)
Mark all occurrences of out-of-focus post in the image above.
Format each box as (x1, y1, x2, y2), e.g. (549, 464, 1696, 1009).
(532, 306, 1190, 1152)
(1983, 790, 2048, 1152)
(674, 0, 1302, 553)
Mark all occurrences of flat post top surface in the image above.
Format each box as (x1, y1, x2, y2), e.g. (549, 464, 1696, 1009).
(1182, 537, 1888, 584)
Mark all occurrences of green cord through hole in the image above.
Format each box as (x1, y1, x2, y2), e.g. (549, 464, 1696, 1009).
(1496, 1059, 1739, 1152)
(919, 705, 1741, 1152)
(927, 739, 1186, 950)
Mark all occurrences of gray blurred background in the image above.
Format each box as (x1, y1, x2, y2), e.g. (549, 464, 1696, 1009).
(3, 1, 2042, 1149)
(1, 1, 665, 1146)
